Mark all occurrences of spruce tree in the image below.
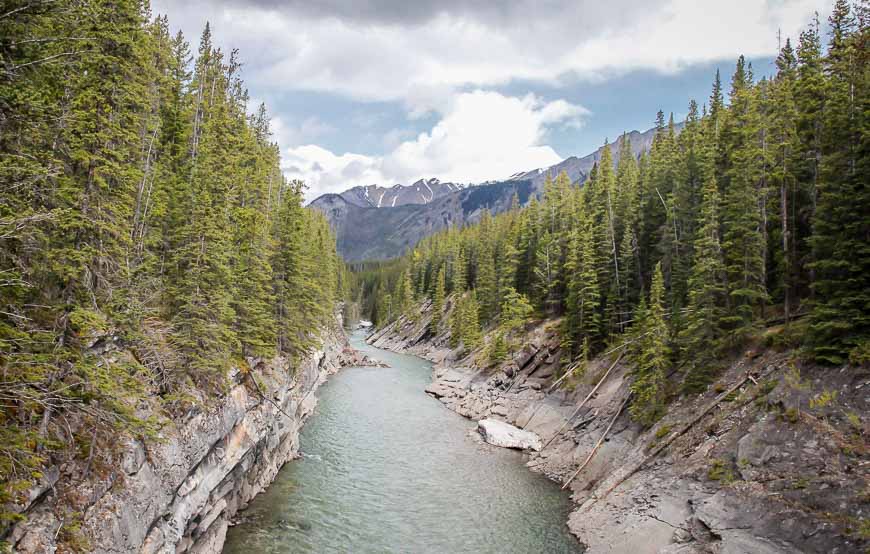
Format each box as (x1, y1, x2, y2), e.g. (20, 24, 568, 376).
(431, 266, 446, 332)
(681, 179, 728, 392)
(809, 1, 869, 364)
(767, 39, 800, 323)
(564, 202, 602, 355)
(630, 263, 670, 426)
(720, 56, 768, 337)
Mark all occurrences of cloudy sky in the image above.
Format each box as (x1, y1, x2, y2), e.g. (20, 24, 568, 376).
(152, 0, 830, 201)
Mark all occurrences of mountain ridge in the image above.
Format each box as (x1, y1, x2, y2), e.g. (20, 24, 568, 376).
(335, 178, 464, 208)
(310, 123, 676, 261)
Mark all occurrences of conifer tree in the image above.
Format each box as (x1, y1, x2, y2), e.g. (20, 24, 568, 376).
(720, 56, 768, 336)
(431, 267, 446, 332)
(630, 263, 670, 426)
(398, 268, 415, 318)
(500, 287, 534, 334)
(0, 7, 348, 513)
(767, 39, 800, 323)
(809, 1, 870, 363)
(681, 179, 728, 392)
(453, 246, 467, 293)
(564, 204, 602, 355)
(476, 239, 499, 323)
(794, 15, 825, 294)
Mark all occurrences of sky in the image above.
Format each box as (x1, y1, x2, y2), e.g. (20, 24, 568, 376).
(151, 0, 832, 201)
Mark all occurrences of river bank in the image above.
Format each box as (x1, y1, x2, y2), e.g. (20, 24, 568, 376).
(7, 312, 359, 553)
(223, 330, 582, 553)
(367, 298, 869, 553)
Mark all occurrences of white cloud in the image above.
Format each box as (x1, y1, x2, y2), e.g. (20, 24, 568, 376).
(155, 0, 829, 107)
(282, 145, 385, 198)
(151, 0, 833, 202)
(288, 90, 587, 200)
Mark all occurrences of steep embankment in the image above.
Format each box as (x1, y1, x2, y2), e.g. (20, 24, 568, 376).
(368, 300, 869, 553)
(7, 314, 359, 554)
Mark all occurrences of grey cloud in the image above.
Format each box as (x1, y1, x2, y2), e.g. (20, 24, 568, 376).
(205, 0, 569, 25)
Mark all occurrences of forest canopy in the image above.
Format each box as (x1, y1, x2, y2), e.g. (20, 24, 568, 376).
(0, 0, 346, 522)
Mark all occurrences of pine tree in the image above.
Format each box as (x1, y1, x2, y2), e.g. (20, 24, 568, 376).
(794, 15, 825, 297)
(720, 56, 768, 337)
(809, 1, 870, 364)
(0, 7, 351, 517)
(564, 202, 602, 355)
(398, 268, 415, 318)
(169, 43, 240, 382)
(767, 39, 800, 324)
(681, 179, 728, 392)
(533, 230, 561, 314)
(476, 238, 499, 323)
(450, 292, 482, 352)
(487, 331, 509, 365)
(453, 246, 467, 293)
(630, 263, 670, 426)
(500, 287, 534, 334)
(449, 293, 464, 348)
(431, 266, 446, 332)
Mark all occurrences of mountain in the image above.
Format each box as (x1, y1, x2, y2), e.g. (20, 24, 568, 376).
(310, 124, 674, 261)
(311, 180, 533, 261)
(337, 178, 462, 208)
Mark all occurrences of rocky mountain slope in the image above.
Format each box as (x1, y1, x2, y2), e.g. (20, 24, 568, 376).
(311, 180, 533, 261)
(309, 124, 672, 261)
(367, 299, 869, 554)
(338, 179, 462, 208)
(5, 312, 365, 554)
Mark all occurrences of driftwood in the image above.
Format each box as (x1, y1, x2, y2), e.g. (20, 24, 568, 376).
(562, 393, 631, 490)
(539, 353, 623, 451)
(546, 359, 581, 393)
(523, 333, 647, 430)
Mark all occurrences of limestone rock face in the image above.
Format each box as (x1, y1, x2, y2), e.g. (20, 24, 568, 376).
(478, 419, 542, 451)
(8, 314, 349, 554)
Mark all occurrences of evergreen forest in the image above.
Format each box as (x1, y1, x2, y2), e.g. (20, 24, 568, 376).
(357, 2, 869, 426)
(0, 2, 346, 519)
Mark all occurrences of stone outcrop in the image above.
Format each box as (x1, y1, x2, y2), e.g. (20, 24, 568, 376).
(369, 305, 869, 554)
(8, 314, 352, 554)
(477, 419, 542, 451)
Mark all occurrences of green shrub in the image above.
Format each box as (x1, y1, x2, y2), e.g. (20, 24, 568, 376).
(707, 458, 736, 483)
(655, 425, 672, 440)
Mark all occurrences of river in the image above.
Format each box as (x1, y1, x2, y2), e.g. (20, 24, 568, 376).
(223, 330, 582, 553)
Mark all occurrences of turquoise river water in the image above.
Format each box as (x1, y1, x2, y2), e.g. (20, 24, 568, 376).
(223, 330, 582, 553)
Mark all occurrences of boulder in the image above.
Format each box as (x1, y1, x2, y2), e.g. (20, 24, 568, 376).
(477, 419, 542, 451)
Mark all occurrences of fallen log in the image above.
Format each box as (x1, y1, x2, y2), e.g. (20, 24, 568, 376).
(562, 392, 631, 490)
(596, 372, 754, 501)
(538, 353, 623, 451)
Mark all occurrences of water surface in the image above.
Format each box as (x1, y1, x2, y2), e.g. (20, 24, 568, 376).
(223, 331, 581, 553)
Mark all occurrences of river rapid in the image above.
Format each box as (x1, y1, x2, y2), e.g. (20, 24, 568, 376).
(223, 330, 582, 553)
